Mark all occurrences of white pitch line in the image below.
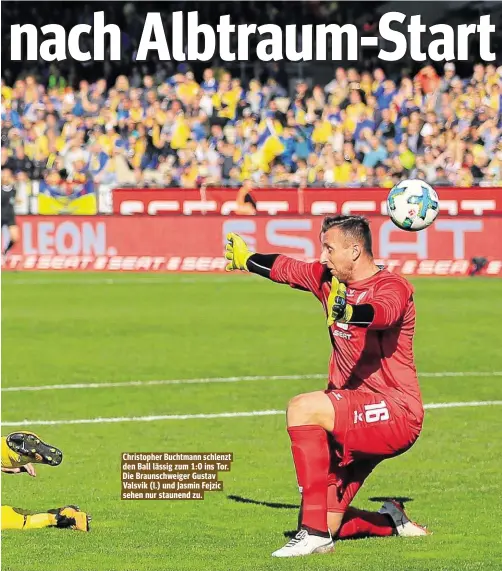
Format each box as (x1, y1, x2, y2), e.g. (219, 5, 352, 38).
(2, 401, 502, 427)
(3, 371, 502, 393)
(2, 410, 284, 427)
(417, 371, 502, 378)
(423, 401, 502, 409)
(1, 374, 326, 392)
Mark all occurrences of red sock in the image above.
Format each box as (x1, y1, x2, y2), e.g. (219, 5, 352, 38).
(337, 507, 395, 539)
(288, 425, 330, 533)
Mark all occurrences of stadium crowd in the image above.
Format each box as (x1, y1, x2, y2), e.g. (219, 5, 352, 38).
(1, 63, 502, 188)
(1, 1, 501, 190)
(2, 61, 501, 189)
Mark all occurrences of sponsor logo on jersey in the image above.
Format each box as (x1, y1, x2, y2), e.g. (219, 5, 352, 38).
(333, 329, 352, 340)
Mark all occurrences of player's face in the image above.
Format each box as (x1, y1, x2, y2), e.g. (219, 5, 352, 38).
(320, 228, 356, 282)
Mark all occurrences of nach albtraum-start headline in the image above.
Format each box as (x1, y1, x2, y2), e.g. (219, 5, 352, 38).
(9, 11, 497, 64)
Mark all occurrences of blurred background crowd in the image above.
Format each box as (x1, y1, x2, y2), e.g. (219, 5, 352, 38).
(2, 0, 501, 190)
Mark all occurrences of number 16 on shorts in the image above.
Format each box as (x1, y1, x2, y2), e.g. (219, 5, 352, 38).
(354, 400, 390, 424)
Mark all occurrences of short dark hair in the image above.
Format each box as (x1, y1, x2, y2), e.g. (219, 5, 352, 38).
(321, 215, 373, 256)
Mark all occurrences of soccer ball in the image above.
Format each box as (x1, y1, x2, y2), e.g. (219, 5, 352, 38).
(387, 179, 439, 231)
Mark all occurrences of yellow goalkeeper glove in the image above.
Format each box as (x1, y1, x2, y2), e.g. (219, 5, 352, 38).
(327, 277, 354, 327)
(225, 233, 253, 272)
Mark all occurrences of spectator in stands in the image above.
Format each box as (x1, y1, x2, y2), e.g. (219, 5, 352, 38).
(362, 137, 388, 168)
(1, 147, 16, 172)
(414, 65, 440, 95)
(11, 145, 34, 182)
(440, 63, 460, 92)
(235, 180, 257, 215)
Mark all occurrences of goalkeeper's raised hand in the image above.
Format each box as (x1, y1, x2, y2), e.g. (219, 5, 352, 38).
(327, 277, 354, 327)
(225, 233, 253, 272)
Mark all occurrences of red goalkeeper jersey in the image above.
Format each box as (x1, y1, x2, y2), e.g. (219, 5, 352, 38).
(270, 256, 424, 424)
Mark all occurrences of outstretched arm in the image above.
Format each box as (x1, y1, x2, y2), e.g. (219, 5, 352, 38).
(225, 233, 325, 295)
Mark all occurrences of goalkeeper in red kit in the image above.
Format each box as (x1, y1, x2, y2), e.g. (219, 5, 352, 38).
(225, 215, 429, 558)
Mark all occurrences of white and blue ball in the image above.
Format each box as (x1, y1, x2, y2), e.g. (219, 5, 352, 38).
(387, 179, 439, 231)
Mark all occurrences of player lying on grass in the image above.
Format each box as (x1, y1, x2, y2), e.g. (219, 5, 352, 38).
(225, 215, 429, 558)
(1, 431, 90, 531)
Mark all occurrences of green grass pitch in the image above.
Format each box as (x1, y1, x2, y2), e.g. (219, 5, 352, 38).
(1, 272, 502, 571)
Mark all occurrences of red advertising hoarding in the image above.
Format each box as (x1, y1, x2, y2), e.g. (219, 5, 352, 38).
(3, 215, 501, 276)
(112, 187, 502, 216)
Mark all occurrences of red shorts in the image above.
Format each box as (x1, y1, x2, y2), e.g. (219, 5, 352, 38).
(325, 388, 422, 513)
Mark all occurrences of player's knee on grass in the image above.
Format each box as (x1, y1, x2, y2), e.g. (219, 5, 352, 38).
(286, 391, 335, 431)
